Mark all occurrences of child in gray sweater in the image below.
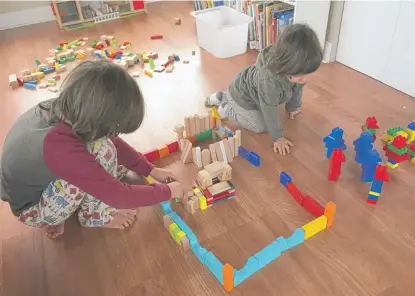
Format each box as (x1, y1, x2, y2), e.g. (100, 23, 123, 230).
(205, 24, 323, 155)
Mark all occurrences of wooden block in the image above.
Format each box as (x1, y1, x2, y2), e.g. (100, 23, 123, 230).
(235, 130, 241, 147)
(223, 263, 234, 292)
(174, 124, 184, 140)
(200, 115, 206, 133)
(194, 115, 200, 135)
(197, 170, 213, 189)
(233, 135, 239, 156)
(228, 137, 235, 158)
(189, 116, 196, 136)
(324, 202, 336, 228)
(185, 199, 198, 214)
(203, 115, 210, 131)
(219, 140, 228, 163)
(179, 139, 185, 152)
(215, 141, 224, 162)
(181, 140, 193, 164)
(180, 236, 190, 252)
(159, 145, 169, 158)
(223, 138, 233, 162)
(163, 215, 174, 230)
(38, 83, 48, 89)
(192, 147, 197, 165)
(301, 215, 327, 240)
(208, 109, 213, 129)
(208, 181, 231, 196)
(195, 147, 202, 168)
(184, 117, 191, 137)
(209, 144, 218, 162)
(201, 149, 211, 167)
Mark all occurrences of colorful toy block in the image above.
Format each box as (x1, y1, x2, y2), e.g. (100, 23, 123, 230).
(158, 145, 169, 158)
(353, 132, 382, 182)
(280, 171, 292, 187)
(323, 127, 347, 158)
(324, 202, 336, 228)
(302, 196, 325, 218)
(286, 183, 304, 205)
(167, 141, 179, 153)
(223, 264, 234, 292)
(361, 116, 379, 140)
(366, 164, 389, 205)
(144, 149, 160, 162)
(301, 215, 328, 240)
(328, 148, 346, 181)
(150, 34, 163, 40)
(238, 146, 260, 167)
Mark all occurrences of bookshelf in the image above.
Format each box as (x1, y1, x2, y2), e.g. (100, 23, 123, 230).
(193, 0, 330, 52)
(51, 0, 146, 29)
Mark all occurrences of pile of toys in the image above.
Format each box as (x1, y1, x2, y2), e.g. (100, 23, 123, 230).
(381, 122, 415, 168)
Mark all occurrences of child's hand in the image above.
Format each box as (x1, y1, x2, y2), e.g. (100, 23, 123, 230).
(273, 137, 294, 155)
(289, 109, 302, 120)
(167, 181, 184, 200)
(150, 167, 181, 184)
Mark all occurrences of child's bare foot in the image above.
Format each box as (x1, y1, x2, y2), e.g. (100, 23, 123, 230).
(45, 224, 65, 239)
(103, 209, 137, 229)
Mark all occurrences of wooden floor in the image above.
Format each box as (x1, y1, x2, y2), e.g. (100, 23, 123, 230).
(1, 2, 415, 296)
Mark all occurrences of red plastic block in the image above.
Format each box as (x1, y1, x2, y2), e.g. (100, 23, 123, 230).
(391, 135, 407, 149)
(167, 141, 179, 153)
(384, 148, 410, 162)
(144, 149, 160, 162)
(366, 117, 380, 129)
(366, 199, 377, 205)
(150, 35, 163, 40)
(302, 196, 325, 218)
(286, 182, 304, 205)
(373, 164, 390, 182)
(328, 148, 345, 181)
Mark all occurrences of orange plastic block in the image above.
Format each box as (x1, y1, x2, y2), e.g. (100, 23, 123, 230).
(186, 135, 196, 145)
(324, 202, 336, 228)
(159, 145, 169, 158)
(223, 263, 234, 292)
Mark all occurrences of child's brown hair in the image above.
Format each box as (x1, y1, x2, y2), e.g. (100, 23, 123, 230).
(40, 60, 145, 142)
(269, 23, 323, 76)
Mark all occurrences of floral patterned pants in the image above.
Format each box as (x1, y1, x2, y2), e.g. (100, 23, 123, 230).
(18, 138, 128, 228)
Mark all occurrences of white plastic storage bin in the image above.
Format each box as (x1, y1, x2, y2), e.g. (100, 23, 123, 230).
(190, 6, 253, 59)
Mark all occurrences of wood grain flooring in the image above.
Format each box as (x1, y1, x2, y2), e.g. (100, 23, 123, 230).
(1, 2, 415, 296)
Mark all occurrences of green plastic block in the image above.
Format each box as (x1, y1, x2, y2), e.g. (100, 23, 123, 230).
(110, 39, 117, 46)
(149, 58, 155, 70)
(35, 59, 41, 66)
(68, 55, 76, 62)
(387, 126, 404, 137)
(92, 40, 97, 48)
(408, 149, 415, 157)
(59, 57, 67, 64)
(196, 129, 213, 143)
(56, 45, 62, 51)
(387, 143, 408, 155)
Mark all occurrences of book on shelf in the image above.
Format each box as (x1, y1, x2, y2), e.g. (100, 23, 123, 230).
(193, 1, 294, 51)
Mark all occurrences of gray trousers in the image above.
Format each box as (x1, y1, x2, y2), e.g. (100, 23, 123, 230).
(221, 91, 267, 134)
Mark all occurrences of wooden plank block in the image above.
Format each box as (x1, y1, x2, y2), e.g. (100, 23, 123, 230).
(233, 135, 239, 156)
(204, 115, 210, 131)
(184, 117, 191, 137)
(200, 115, 206, 132)
(181, 140, 193, 164)
(209, 109, 215, 128)
(208, 181, 231, 196)
(180, 236, 190, 252)
(163, 215, 174, 230)
(195, 147, 202, 168)
(194, 114, 200, 135)
(219, 140, 228, 163)
(189, 116, 196, 136)
(223, 138, 233, 162)
(201, 149, 211, 167)
(228, 137, 235, 158)
(209, 144, 218, 162)
(235, 130, 241, 147)
(215, 141, 224, 162)
(192, 147, 197, 165)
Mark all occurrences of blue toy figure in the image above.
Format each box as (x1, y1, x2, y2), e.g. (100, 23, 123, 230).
(353, 132, 381, 182)
(323, 127, 347, 159)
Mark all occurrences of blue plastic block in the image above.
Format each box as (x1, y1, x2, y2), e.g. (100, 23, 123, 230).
(174, 55, 180, 62)
(234, 256, 260, 286)
(160, 201, 172, 214)
(23, 83, 36, 90)
(104, 50, 110, 57)
(408, 122, 415, 130)
(43, 67, 55, 74)
(26, 80, 37, 85)
(192, 244, 209, 262)
(239, 146, 249, 159)
(227, 130, 233, 137)
(387, 158, 397, 165)
(248, 152, 260, 167)
(279, 171, 292, 187)
(115, 54, 123, 60)
(323, 127, 347, 158)
(369, 179, 384, 193)
(276, 237, 289, 252)
(286, 228, 305, 249)
(203, 252, 224, 284)
(353, 132, 375, 164)
(95, 53, 103, 59)
(367, 194, 379, 201)
(253, 241, 282, 269)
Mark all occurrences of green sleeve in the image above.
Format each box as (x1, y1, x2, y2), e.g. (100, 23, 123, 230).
(285, 84, 304, 113)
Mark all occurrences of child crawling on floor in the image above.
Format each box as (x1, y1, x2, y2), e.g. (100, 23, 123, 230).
(0, 60, 184, 239)
(205, 24, 323, 155)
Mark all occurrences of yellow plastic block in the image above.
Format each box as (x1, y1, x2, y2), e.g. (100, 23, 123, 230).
(199, 196, 207, 210)
(175, 231, 186, 244)
(169, 223, 179, 237)
(387, 162, 399, 169)
(381, 134, 393, 144)
(412, 158, 415, 164)
(211, 106, 222, 120)
(369, 191, 380, 197)
(405, 128, 415, 143)
(145, 176, 156, 184)
(144, 70, 153, 78)
(301, 215, 328, 240)
(396, 131, 408, 139)
(193, 188, 201, 194)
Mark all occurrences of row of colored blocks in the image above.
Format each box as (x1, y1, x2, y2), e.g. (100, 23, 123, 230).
(144, 129, 214, 162)
(160, 196, 336, 291)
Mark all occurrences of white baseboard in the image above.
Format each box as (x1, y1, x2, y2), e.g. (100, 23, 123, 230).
(0, 5, 55, 31)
